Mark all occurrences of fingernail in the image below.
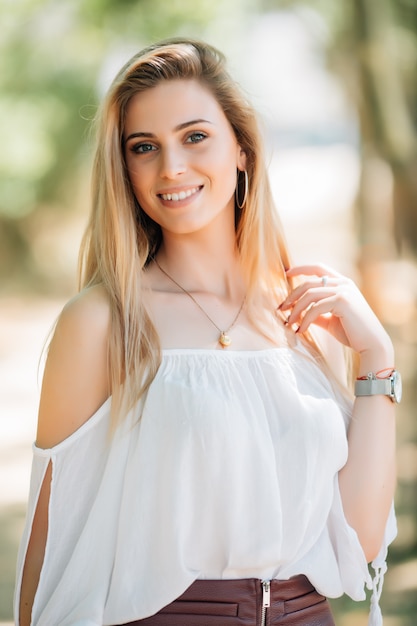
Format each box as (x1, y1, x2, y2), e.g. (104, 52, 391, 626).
(294, 325, 300, 333)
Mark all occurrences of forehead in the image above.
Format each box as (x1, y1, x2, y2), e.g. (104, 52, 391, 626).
(123, 79, 230, 133)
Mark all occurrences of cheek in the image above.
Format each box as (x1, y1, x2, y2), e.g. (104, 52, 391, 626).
(202, 145, 239, 182)
(124, 172, 153, 216)
(131, 183, 153, 213)
(212, 155, 239, 192)
(126, 162, 150, 197)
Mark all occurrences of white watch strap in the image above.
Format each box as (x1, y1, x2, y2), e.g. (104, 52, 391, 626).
(354, 377, 392, 397)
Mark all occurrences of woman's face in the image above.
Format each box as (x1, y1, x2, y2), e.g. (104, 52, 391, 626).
(123, 79, 246, 237)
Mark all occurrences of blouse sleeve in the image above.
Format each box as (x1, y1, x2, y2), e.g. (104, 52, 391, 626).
(14, 398, 116, 626)
(368, 502, 397, 626)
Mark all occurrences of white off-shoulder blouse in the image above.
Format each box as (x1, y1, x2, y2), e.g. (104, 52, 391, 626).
(15, 347, 396, 626)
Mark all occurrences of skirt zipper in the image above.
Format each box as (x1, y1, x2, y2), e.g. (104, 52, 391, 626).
(260, 580, 271, 626)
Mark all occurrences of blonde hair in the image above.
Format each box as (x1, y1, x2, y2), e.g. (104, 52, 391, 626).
(79, 38, 322, 425)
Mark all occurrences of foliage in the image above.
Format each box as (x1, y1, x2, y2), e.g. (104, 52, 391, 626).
(0, 0, 249, 290)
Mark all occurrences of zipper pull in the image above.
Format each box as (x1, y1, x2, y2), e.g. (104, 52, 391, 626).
(262, 580, 271, 608)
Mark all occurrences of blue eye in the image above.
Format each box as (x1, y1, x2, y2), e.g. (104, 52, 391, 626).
(186, 132, 207, 144)
(132, 143, 156, 154)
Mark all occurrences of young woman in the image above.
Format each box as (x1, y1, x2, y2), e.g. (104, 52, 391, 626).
(16, 38, 398, 626)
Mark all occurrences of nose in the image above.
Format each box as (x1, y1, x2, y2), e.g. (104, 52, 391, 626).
(159, 145, 186, 179)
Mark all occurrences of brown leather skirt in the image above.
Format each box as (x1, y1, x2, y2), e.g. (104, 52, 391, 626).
(118, 575, 335, 625)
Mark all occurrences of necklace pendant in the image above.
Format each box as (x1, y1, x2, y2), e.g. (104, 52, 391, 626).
(219, 332, 231, 348)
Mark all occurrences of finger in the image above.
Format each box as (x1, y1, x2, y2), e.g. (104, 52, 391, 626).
(286, 264, 342, 279)
(286, 290, 333, 324)
(295, 295, 338, 334)
(280, 281, 335, 311)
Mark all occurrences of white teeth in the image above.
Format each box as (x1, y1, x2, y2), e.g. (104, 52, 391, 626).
(160, 187, 199, 201)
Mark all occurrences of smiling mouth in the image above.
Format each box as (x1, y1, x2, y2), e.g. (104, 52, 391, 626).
(158, 186, 201, 202)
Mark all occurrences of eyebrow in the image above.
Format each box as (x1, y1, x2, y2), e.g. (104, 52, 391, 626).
(124, 118, 213, 143)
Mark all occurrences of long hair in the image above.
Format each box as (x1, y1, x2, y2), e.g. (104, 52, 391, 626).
(78, 38, 323, 426)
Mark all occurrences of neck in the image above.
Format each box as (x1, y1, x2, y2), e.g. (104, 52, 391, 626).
(156, 224, 244, 300)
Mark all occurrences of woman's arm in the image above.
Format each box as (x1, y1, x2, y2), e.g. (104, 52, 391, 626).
(19, 285, 111, 626)
(338, 345, 396, 562)
(281, 265, 397, 562)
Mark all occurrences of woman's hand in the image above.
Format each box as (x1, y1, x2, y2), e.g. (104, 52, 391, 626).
(279, 264, 393, 359)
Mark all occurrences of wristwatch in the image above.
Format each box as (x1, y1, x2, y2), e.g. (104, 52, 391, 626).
(354, 370, 402, 404)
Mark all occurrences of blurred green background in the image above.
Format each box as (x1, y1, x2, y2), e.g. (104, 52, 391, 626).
(1, 0, 416, 624)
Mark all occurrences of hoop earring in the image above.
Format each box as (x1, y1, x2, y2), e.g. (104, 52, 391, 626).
(236, 169, 249, 209)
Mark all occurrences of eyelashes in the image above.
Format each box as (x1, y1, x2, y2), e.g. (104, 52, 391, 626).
(129, 131, 208, 155)
(130, 142, 156, 154)
(185, 131, 207, 144)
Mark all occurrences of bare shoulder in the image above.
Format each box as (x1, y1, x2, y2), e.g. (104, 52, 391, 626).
(59, 283, 112, 335)
(36, 285, 112, 449)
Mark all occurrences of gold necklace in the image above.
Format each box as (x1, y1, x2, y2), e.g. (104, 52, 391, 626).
(153, 258, 245, 348)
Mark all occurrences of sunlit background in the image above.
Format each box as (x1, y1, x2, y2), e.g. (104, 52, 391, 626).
(1, 0, 416, 624)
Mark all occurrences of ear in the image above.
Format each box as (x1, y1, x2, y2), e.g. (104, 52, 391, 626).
(237, 146, 247, 172)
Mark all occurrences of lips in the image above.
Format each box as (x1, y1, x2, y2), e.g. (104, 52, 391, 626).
(158, 186, 201, 202)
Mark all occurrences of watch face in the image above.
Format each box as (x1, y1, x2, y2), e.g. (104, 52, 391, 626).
(392, 371, 402, 403)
